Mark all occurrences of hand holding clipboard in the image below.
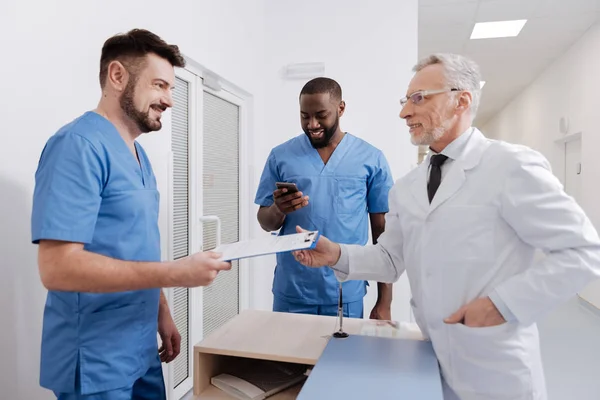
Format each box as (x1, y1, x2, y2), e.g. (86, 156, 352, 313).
(292, 226, 341, 268)
(214, 229, 320, 262)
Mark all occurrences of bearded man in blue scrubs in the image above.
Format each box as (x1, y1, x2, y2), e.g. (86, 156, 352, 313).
(31, 29, 231, 399)
(255, 78, 394, 319)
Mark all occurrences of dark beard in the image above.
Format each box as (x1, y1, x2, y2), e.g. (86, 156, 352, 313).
(305, 115, 339, 149)
(120, 78, 162, 133)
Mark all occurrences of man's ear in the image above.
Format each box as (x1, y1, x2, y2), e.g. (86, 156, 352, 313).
(338, 100, 346, 117)
(106, 60, 129, 92)
(457, 91, 472, 114)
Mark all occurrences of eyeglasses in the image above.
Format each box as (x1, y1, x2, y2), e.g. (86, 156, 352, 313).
(400, 88, 461, 107)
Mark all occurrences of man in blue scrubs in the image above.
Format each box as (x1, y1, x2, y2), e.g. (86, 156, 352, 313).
(31, 29, 231, 399)
(255, 78, 394, 319)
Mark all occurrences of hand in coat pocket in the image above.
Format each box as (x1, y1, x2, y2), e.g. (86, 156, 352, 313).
(444, 296, 506, 328)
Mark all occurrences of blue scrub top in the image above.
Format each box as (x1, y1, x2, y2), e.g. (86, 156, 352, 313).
(31, 111, 161, 394)
(255, 133, 393, 305)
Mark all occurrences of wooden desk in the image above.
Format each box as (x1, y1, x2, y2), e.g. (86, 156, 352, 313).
(193, 309, 423, 399)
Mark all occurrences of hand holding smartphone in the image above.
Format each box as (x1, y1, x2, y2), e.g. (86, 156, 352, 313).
(276, 182, 299, 194)
(273, 182, 309, 214)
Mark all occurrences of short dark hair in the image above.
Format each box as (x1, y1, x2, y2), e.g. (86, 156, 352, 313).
(99, 28, 186, 87)
(300, 77, 342, 102)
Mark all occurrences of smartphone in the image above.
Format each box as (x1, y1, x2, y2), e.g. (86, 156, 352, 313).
(276, 182, 299, 194)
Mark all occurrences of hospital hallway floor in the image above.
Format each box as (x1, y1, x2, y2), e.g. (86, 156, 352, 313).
(538, 296, 600, 400)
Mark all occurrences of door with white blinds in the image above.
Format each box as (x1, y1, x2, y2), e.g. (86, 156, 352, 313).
(170, 75, 191, 392)
(201, 91, 240, 337)
(168, 67, 245, 400)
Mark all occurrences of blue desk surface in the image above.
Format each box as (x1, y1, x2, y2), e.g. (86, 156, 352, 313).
(297, 334, 444, 400)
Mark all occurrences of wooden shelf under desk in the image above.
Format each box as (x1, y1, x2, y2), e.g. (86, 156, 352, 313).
(192, 353, 305, 399)
(192, 383, 303, 400)
(193, 309, 366, 397)
(193, 309, 424, 398)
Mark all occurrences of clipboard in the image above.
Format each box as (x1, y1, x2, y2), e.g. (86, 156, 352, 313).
(213, 231, 320, 262)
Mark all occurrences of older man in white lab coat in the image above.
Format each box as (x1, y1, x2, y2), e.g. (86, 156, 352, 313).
(293, 53, 600, 400)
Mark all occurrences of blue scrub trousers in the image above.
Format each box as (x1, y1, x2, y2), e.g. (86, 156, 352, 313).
(53, 354, 166, 400)
(273, 296, 364, 319)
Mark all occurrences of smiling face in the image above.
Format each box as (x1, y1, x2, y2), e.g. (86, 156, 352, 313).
(399, 64, 459, 147)
(300, 92, 345, 149)
(119, 53, 175, 133)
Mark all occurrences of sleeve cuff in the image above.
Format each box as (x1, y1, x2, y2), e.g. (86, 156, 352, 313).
(32, 229, 93, 245)
(368, 208, 389, 214)
(489, 290, 517, 323)
(330, 244, 350, 281)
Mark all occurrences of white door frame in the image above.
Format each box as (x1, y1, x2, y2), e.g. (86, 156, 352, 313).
(201, 84, 251, 315)
(166, 59, 252, 400)
(166, 66, 202, 400)
(554, 131, 582, 186)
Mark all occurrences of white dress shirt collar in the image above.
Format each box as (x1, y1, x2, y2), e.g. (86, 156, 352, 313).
(427, 126, 474, 162)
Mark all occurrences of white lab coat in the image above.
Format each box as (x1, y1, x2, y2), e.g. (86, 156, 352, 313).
(337, 128, 600, 400)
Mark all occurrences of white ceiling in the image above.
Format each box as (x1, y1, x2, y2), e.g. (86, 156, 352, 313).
(418, 0, 600, 126)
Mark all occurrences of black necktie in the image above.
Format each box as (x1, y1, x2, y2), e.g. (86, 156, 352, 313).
(428, 154, 449, 203)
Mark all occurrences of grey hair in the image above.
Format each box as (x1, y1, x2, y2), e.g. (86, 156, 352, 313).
(413, 53, 482, 121)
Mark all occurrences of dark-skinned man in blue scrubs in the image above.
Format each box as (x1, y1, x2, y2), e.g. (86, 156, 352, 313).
(255, 78, 394, 320)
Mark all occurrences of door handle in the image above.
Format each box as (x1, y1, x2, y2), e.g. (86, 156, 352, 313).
(199, 215, 221, 249)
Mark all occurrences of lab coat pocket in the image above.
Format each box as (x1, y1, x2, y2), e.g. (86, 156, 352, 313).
(335, 178, 367, 215)
(448, 322, 534, 400)
(79, 303, 144, 382)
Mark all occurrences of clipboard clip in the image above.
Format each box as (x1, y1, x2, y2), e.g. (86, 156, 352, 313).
(304, 231, 316, 242)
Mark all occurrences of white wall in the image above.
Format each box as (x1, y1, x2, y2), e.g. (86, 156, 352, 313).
(0, 1, 266, 399)
(482, 22, 600, 311)
(250, 0, 419, 322)
(483, 21, 600, 228)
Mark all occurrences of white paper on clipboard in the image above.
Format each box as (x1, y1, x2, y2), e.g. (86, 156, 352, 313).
(213, 231, 320, 262)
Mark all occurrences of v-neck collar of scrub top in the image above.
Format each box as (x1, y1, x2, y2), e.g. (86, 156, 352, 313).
(301, 132, 354, 175)
(87, 111, 148, 187)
